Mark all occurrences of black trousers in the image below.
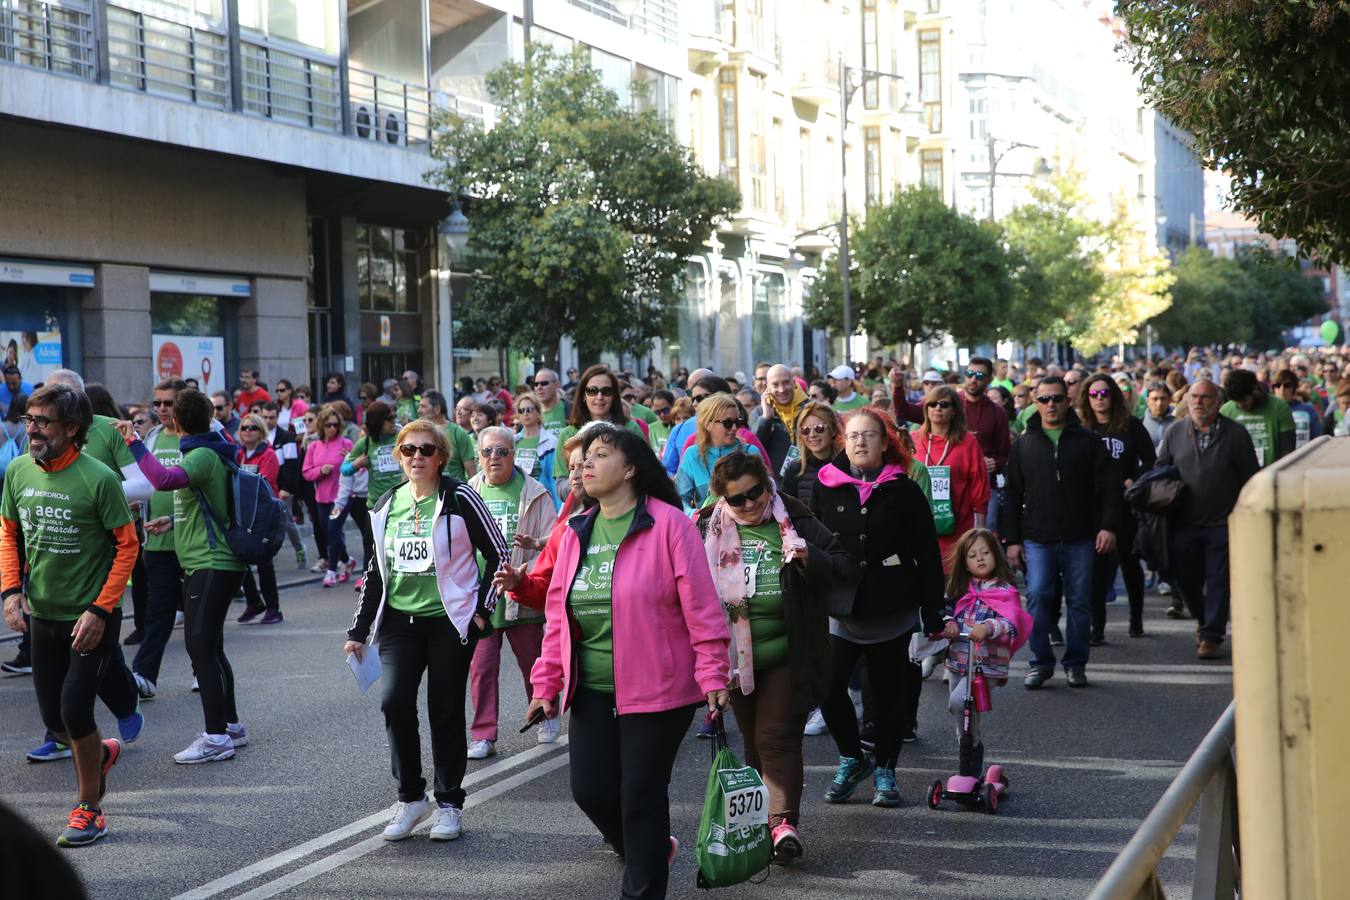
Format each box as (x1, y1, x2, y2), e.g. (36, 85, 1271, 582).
(130, 535, 148, 631)
(568, 687, 696, 900)
(1171, 524, 1231, 643)
(348, 495, 374, 569)
(241, 556, 280, 613)
(184, 568, 244, 735)
(378, 612, 477, 806)
(134, 549, 184, 684)
(820, 631, 917, 769)
(1092, 521, 1146, 638)
(31, 608, 135, 741)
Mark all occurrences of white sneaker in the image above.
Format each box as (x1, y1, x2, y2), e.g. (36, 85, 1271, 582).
(174, 610, 185, 628)
(537, 716, 562, 744)
(174, 733, 235, 764)
(466, 739, 495, 760)
(382, 797, 434, 841)
(226, 722, 248, 748)
(134, 673, 157, 700)
(920, 655, 939, 680)
(191, 676, 199, 692)
(428, 803, 463, 841)
(803, 708, 827, 736)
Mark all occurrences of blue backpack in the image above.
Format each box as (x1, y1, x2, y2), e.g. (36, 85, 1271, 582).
(193, 457, 288, 565)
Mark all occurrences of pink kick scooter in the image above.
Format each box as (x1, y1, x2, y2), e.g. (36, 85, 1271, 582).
(926, 633, 1008, 814)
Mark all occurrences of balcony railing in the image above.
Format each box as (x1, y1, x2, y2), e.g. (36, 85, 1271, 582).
(348, 66, 430, 146)
(107, 3, 228, 108)
(0, 0, 95, 80)
(240, 39, 341, 132)
(439, 91, 500, 132)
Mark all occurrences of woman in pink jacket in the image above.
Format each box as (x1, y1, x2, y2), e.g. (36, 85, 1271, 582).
(527, 423, 729, 900)
(302, 405, 354, 582)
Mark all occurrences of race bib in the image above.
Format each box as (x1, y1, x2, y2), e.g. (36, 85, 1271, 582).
(1242, 418, 1269, 465)
(724, 783, 769, 830)
(393, 534, 433, 572)
(515, 447, 539, 476)
(373, 444, 400, 473)
(1293, 410, 1311, 449)
(928, 464, 955, 535)
(240, 464, 259, 474)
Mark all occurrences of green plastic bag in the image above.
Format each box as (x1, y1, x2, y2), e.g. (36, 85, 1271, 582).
(696, 715, 772, 889)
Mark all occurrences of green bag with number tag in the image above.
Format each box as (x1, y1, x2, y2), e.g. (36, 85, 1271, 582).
(695, 715, 771, 889)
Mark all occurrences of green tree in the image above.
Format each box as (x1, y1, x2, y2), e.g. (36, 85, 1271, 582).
(429, 49, 739, 361)
(804, 186, 1010, 348)
(1236, 246, 1329, 349)
(1117, 1, 1350, 263)
(1074, 196, 1175, 354)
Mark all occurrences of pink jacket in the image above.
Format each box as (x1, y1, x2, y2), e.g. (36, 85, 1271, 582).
(530, 495, 730, 715)
(302, 437, 352, 503)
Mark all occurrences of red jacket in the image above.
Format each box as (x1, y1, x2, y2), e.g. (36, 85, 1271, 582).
(237, 443, 280, 494)
(912, 430, 990, 571)
(511, 493, 580, 610)
(893, 388, 1011, 474)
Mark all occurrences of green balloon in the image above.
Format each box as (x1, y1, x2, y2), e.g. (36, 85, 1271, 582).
(1321, 320, 1341, 345)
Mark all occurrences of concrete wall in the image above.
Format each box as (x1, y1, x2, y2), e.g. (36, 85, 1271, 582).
(239, 278, 309, 395)
(82, 264, 152, 403)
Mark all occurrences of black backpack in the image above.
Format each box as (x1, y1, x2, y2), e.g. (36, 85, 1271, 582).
(192, 457, 288, 564)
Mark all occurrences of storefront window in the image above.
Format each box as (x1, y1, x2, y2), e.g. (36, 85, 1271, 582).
(751, 272, 784, 365)
(357, 225, 422, 313)
(0, 286, 68, 386)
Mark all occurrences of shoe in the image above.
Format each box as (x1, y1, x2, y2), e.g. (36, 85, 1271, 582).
(2, 652, 32, 675)
(57, 803, 108, 848)
(382, 797, 434, 841)
(466, 739, 495, 760)
(296, 547, 308, 570)
(336, 568, 350, 585)
(322, 572, 337, 588)
(1165, 605, 1186, 619)
(920, 655, 939, 680)
(260, 609, 284, 625)
(27, 738, 72, 763)
(1159, 581, 1172, 596)
(226, 722, 249, 748)
(134, 673, 157, 700)
(174, 610, 185, 629)
(174, 733, 235, 764)
(824, 755, 875, 803)
(1066, 667, 1088, 688)
(1048, 626, 1064, 646)
(237, 607, 263, 625)
(901, 727, 918, 744)
(667, 835, 679, 865)
(191, 676, 199, 693)
(1128, 623, 1144, 638)
(429, 803, 463, 841)
(537, 715, 562, 744)
(98, 738, 122, 799)
(872, 767, 901, 807)
(802, 708, 827, 736)
(122, 628, 144, 646)
(771, 822, 803, 864)
(117, 707, 145, 744)
(310, 559, 328, 574)
(1023, 668, 1053, 690)
(1089, 636, 1106, 647)
(695, 716, 716, 739)
(354, 576, 365, 593)
(1197, 639, 1223, 660)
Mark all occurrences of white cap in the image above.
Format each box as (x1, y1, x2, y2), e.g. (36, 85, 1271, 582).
(922, 369, 943, 383)
(829, 365, 856, 381)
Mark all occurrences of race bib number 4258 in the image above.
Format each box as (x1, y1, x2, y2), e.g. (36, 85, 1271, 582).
(393, 535, 432, 572)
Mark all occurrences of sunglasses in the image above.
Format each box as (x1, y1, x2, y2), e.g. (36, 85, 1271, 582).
(926, 400, 953, 410)
(713, 417, 741, 431)
(213, 404, 227, 411)
(398, 442, 438, 458)
(152, 399, 175, 407)
(724, 482, 767, 508)
(479, 446, 512, 458)
(323, 420, 340, 428)
(800, 423, 829, 437)
(585, 385, 616, 397)
(965, 370, 989, 380)
(692, 393, 708, 405)
(133, 418, 150, 427)
(516, 406, 537, 414)
(653, 407, 672, 417)
(534, 379, 555, 387)
(1035, 395, 1068, 405)
(239, 425, 261, 432)
(1064, 378, 1083, 386)
(1088, 389, 1112, 399)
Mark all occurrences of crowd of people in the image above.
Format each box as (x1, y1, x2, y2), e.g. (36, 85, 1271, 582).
(0, 343, 1343, 897)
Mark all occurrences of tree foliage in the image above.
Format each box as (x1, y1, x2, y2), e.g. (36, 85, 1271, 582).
(1075, 197, 1175, 354)
(1117, 0, 1350, 264)
(1151, 246, 1327, 350)
(804, 186, 1010, 347)
(429, 48, 739, 360)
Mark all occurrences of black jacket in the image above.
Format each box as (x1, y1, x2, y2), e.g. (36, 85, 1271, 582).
(1003, 411, 1124, 545)
(809, 452, 944, 628)
(754, 409, 795, 476)
(779, 453, 829, 510)
(269, 427, 303, 496)
(1087, 416, 1157, 488)
(696, 493, 857, 713)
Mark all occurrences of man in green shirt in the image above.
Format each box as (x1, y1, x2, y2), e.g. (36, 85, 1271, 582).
(1220, 369, 1296, 467)
(417, 390, 477, 481)
(467, 427, 556, 757)
(531, 368, 569, 442)
(829, 365, 867, 412)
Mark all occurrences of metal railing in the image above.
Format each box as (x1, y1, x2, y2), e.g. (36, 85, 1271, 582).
(566, 0, 679, 45)
(106, 3, 228, 108)
(239, 38, 341, 132)
(437, 91, 500, 132)
(1089, 701, 1239, 900)
(347, 66, 430, 146)
(0, 0, 95, 80)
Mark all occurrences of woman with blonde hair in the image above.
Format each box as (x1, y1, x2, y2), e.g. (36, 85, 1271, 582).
(779, 400, 841, 508)
(675, 393, 761, 509)
(911, 385, 989, 573)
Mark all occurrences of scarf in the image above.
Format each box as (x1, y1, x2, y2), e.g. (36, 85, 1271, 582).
(704, 491, 806, 695)
(953, 581, 1035, 655)
(766, 386, 808, 432)
(815, 461, 904, 505)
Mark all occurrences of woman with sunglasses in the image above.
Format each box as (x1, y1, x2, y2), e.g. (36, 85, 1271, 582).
(779, 400, 841, 509)
(552, 365, 645, 482)
(344, 419, 508, 844)
(302, 406, 354, 587)
(273, 379, 308, 433)
(912, 385, 990, 573)
(234, 413, 284, 625)
(810, 408, 943, 809)
(695, 451, 853, 864)
(1078, 374, 1155, 641)
(511, 391, 560, 508)
(340, 402, 400, 581)
(645, 389, 676, 459)
(527, 424, 728, 899)
(676, 393, 762, 511)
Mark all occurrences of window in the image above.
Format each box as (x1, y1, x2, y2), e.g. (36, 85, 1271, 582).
(590, 46, 632, 108)
(921, 149, 943, 190)
(890, 127, 904, 194)
(926, 0, 941, 11)
(864, 127, 882, 206)
(719, 68, 738, 180)
(635, 64, 677, 126)
(919, 30, 941, 133)
(772, 117, 785, 220)
(969, 96, 986, 141)
(743, 0, 763, 53)
(356, 225, 422, 313)
(748, 73, 767, 209)
(237, 0, 338, 54)
(862, 0, 878, 109)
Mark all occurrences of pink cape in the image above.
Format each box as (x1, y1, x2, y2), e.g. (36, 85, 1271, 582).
(954, 584, 1034, 656)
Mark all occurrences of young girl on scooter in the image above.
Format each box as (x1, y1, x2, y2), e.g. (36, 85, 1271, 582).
(941, 529, 1034, 778)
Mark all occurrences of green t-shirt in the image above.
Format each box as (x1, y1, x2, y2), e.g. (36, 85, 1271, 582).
(145, 430, 182, 552)
(442, 422, 476, 481)
(833, 393, 868, 413)
(992, 378, 1015, 394)
(1220, 396, 1296, 468)
(569, 508, 634, 693)
(647, 420, 671, 458)
(907, 459, 933, 503)
(476, 473, 543, 629)
(1013, 403, 1035, 436)
(514, 435, 543, 480)
(350, 434, 403, 503)
(395, 398, 418, 426)
(629, 402, 658, 425)
(1, 452, 134, 620)
(1043, 426, 1064, 447)
(553, 421, 646, 477)
(738, 521, 788, 671)
(83, 415, 136, 478)
(383, 487, 444, 618)
(540, 403, 568, 442)
(173, 447, 245, 574)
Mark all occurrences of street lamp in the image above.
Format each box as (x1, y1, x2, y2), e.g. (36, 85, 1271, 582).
(440, 200, 470, 254)
(986, 135, 1051, 222)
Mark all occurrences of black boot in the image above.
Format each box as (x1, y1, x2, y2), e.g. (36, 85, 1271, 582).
(958, 737, 977, 777)
(971, 742, 985, 779)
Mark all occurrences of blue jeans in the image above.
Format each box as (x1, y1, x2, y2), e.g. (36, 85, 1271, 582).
(1024, 540, 1095, 671)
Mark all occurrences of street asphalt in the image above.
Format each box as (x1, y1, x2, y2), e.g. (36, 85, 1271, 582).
(1, 566, 1232, 900)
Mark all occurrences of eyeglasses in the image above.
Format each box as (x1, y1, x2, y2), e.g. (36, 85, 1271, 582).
(713, 418, 740, 431)
(534, 378, 555, 387)
(926, 400, 953, 410)
(213, 404, 227, 412)
(323, 420, 341, 428)
(239, 425, 261, 433)
(724, 483, 767, 508)
(1034, 395, 1068, 405)
(585, 385, 616, 398)
(479, 446, 512, 458)
(1088, 389, 1112, 399)
(800, 423, 829, 437)
(398, 442, 438, 458)
(965, 370, 989, 380)
(19, 415, 61, 429)
(516, 406, 537, 415)
(622, 394, 638, 402)
(845, 430, 881, 443)
(1064, 378, 1083, 386)
(152, 399, 174, 407)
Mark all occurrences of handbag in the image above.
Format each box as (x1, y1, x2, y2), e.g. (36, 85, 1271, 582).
(695, 714, 772, 889)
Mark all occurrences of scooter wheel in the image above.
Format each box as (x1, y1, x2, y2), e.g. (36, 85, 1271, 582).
(927, 780, 944, 810)
(984, 783, 999, 814)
